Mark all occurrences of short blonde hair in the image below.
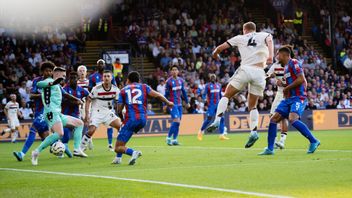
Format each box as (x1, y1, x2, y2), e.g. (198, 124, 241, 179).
(77, 65, 87, 72)
(243, 22, 256, 31)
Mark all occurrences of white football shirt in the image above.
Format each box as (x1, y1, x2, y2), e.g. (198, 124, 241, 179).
(5, 101, 19, 118)
(89, 83, 120, 111)
(267, 62, 286, 92)
(227, 32, 271, 66)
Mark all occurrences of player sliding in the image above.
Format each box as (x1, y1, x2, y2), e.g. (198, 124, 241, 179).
(164, 65, 190, 146)
(197, 74, 229, 141)
(80, 70, 121, 152)
(31, 66, 86, 165)
(112, 71, 174, 165)
(259, 46, 320, 155)
(206, 22, 274, 148)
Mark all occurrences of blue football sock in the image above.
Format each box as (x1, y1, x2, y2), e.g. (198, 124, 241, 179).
(268, 122, 277, 151)
(167, 122, 175, 138)
(125, 148, 134, 156)
(200, 119, 212, 131)
(21, 127, 36, 154)
(292, 120, 317, 143)
(107, 128, 113, 145)
(219, 117, 225, 134)
(173, 122, 180, 140)
(116, 153, 123, 157)
(62, 128, 71, 144)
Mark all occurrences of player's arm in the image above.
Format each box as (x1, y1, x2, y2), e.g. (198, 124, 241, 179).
(266, 64, 276, 79)
(84, 96, 92, 125)
(148, 89, 174, 108)
(284, 73, 305, 91)
(62, 88, 82, 105)
(265, 34, 274, 64)
(4, 106, 8, 120)
(17, 107, 23, 119)
(117, 104, 125, 122)
(30, 80, 41, 99)
(37, 78, 63, 88)
(212, 42, 231, 60)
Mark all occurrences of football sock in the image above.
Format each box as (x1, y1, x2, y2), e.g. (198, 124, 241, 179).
(62, 128, 71, 144)
(73, 125, 83, 150)
(268, 122, 277, 151)
(167, 122, 175, 138)
(291, 120, 317, 143)
(36, 132, 60, 153)
(249, 108, 259, 136)
(214, 97, 229, 122)
(107, 128, 113, 145)
(116, 153, 123, 158)
(280, 132, 287, 143)
(21, 127, 36, 155)
(219, 117, 225, 134)
(200, 119, 212, 131)
(125, 148, 134, 156)
(172, 122, 180, 140)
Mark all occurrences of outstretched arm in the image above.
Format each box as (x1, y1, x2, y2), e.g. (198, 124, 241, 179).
(148, 89, 174, 108)
(212, 42, 231, 60)
(265, 34, 274, 64)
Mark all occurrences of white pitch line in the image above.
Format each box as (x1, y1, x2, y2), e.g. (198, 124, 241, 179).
(134, 145, 352, 153)
(0, 168, 292, 198)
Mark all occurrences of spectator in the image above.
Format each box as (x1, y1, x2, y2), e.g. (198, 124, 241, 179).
(147, 103, 155, 115)
(19, 100, 33, 119)
(157, 78, 166, 96)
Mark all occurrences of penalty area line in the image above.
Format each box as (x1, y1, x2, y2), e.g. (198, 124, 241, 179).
(0, 168, 292, 198)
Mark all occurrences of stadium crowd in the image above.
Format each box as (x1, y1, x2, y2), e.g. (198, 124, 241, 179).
(0, 0, 351, 121)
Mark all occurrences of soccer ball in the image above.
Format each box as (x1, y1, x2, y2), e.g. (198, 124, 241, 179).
(50, 141, 65, 156)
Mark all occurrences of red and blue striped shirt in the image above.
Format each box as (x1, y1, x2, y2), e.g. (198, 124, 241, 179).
(284, 59, 307, 99)
(62, 85, 89, 118)
(203, 82, 222, 107)
(165, 77, 188, 106)
(31, 77, 45, 118)
(118, 83, 151, 123)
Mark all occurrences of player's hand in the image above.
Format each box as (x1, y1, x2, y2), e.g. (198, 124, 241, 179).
(53, 77, 64, 85)
(277, 79, 286, 87)
(212, 51, 220, 60)
(167, 102, 174, 109)
(186, 103, 191, 109)
(266, 57, 273, 65)
(75, 99, 83, 105)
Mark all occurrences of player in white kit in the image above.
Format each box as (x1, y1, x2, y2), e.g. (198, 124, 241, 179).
(77, 65, 90, 135)
(1, 94, 23, 142)
(80, 70, 122, 151)
(206, 22, 274, 148)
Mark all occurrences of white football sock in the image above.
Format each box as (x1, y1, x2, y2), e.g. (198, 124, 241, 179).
(214, 97, 229, 123)
(249, 108, 259, 136)
(280, 133, 287, 143)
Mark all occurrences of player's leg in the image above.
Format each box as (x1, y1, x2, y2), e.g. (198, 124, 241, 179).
(60, 127, 73, 158)
(113, 120, 144, 165)
(244, 93, 260, 148)
(218, 117, 229, 140)
(245, 68, 266, 148)
(107, 127, 114, 150)
(288, 101, 320, 153)
(11, 126, 19, 143)
(205, 84, 240, 133)
(13, 117, 49, 161)
(275, 119, 288, 149)
(63, 115, 86, 157)
(198, 115, 212, 141)
(32, 113, 64, 165)
(259, 99, 289, 155)
(81, 125, 97, 151)
(167, 105, 180, 146)
(172, 106, 183, 145)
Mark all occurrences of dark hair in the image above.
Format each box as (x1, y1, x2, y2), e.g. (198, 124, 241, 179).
(278, 46, 293, 57)
(128, 71, 140, 83)
(170, 65, 179, 71)
(40, 61, 55, 71)
(281, 45, 295, 58)
(70, 71, 78, 76)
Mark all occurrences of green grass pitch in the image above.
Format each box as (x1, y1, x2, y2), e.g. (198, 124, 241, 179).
(1, 130, 351, 198)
